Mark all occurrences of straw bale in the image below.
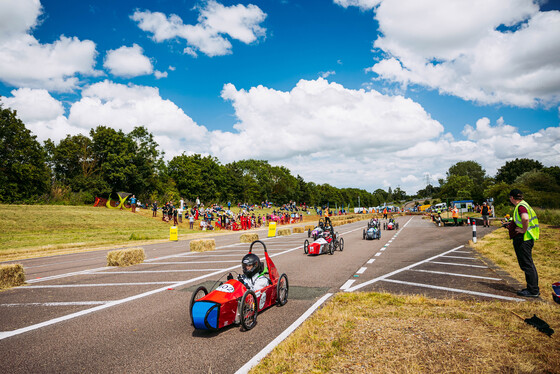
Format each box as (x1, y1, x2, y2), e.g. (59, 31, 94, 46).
(293, 227, 304, 233)
(240, 233, 259, 243)
(190, 239, 216, 252)
(0, 264, 25, 289)
(304, 225, 314, 231)
(107, 247, 145, 267)
(277, 228, 291, 236)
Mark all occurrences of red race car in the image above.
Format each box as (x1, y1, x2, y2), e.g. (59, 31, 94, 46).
(383, 218, 399, 230)
(189, 240, 288, 331)
(303, 222, 344, 255)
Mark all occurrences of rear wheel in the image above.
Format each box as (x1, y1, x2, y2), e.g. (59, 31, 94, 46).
(241, 290, 258, 330)
(396, 223, 399, 230)
(189, 286, 208, 325)
(339, 238, 344, 251)
(308, 229, 311, 238)
(277, 274, 289, 306)
(328, 242, 334, 255)
(303, 239, 309, 254)
(363, 229, 366, 240)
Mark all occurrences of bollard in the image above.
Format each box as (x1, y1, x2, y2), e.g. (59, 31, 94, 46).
(170, 226, 178, 241)
(472, 219, 477, 243)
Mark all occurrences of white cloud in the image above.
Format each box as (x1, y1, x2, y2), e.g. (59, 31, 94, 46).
(334, 0, 380, 11)
(1, 87, 64, 122)
(320, 71, 336, 79)
(131, 0, 267, 57)
(68, 80, 208, 145)
(0, 0, 42, 42)
(154, 70, 168, 79)
(104, 44, 153, 78)
(349, 0, 560, 107)
(0, 0, 99, 92)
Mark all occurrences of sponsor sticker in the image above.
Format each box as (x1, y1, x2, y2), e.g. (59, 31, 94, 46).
(216, 283, 235, 293)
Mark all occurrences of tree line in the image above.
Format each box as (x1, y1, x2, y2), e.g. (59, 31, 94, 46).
(2, 105, 558, 211)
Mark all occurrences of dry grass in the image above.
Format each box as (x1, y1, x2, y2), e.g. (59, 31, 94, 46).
(277, 228, 292, 236)
(240, 233, 259, 243)
(252, 292, 560, 374)
(106, 247, 145, 267)
(0, 264, 25, 289)
(293, 227, 304, 233)
(190, 239, 216, 252)
(471, 225, 560, 296)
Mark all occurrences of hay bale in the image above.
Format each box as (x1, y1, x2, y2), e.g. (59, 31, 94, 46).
(277, 228, 291, 236)
(190, 239, 216, 252)
(240, 233, 259, 243)
(107, 247, 145, 267)
(0, 264, 25, 289)
(304, 225, 314, 231)
(293, 227, 304, 233)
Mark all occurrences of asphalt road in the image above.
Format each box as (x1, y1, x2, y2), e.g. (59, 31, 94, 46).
(0, 216, 523, 373)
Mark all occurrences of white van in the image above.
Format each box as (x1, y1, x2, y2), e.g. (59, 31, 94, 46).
(433, 202, 447, 211)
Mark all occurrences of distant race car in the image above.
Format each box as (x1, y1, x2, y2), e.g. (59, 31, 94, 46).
(383, 218, 399, 230)
(308, 218, 326, 240)
(363, 225, 381, 240)
(304, 222, 344, 255)
(189, 240, 288, 331)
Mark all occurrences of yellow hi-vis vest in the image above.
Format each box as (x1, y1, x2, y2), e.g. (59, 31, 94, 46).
(513, 200, 539, 241)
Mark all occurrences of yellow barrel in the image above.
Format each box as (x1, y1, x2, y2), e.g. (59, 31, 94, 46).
(170, 226, 178, 241)
(268, 222, 277, 237)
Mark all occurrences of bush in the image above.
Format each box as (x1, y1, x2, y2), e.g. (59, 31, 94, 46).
(537, 209, 560, 226)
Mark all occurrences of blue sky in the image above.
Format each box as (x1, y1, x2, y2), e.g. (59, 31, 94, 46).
(1, 0, 559, 196)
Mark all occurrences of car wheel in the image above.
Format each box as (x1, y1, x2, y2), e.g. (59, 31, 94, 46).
(277, 273, 289, 306)
(308, 229, 311, 238)
(304, 239, 309, 254)
(339, 238, 344, 251)
(241, 290, 258, 330)
(363, 229, 365, 240)
(396, 223, 399, 230)
(328, 242, 334, 255)
(190, 286, 208, 325)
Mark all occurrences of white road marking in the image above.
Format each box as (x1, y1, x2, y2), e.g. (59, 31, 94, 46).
(374, 252, 382, 257)
(340, 280, 355, 290)
(90, 269, 225, 273)
(24, 282, 177, 288)
(429, 261, 487, 268)
(380, 247, 386, 251)
(235, 293, 334, 374)
(409, 269, 501, 281)
(440, 255, 477, 260)
(356, 267, 367, 274)
(451, 250, 472, 254)
(367, 259, 375, 264)
(1, 301, 108, 307)
(345, 245, 465, 292)
(381, 279, 524, 302)
(140, 261, 239, 264)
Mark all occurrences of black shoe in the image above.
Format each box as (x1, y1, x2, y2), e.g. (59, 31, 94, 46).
(517, 289, 540, 297)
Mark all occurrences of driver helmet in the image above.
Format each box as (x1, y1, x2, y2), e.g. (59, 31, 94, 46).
(242, 253, 263, 278)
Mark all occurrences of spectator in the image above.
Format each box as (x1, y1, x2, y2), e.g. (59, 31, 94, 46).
(189, 214, 194, 230)
(507, 189, 540, 297)
(152, 201, 158, 217)
(130, 195, 137, 213)
(481, 202, 490, 227)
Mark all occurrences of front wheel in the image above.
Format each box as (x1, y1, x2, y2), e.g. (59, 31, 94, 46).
(396, 223, 400, 230)
(190, 286, 208, 325)
(363, 229, 366, 240)
(308, 229, 311, 238)
(328, 242, 334, 255)
(277, 273, 289, 306)
(241, 290, 258, 331)
(339, 238, 344, 251)
(303, 239, 309, 254)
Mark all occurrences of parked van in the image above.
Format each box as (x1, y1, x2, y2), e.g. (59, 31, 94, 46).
(433, 202, 447, 211)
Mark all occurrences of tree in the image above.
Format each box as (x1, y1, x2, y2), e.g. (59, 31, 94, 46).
(440, 175, 474, 200)
(495, 158, 543, 184)
(444, 161, 487, 202)
(167, 154, 225, 203)
(0, 106, 50, 202)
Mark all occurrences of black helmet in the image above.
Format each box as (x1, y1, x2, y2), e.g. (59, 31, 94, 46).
(242, 253, 262, 278)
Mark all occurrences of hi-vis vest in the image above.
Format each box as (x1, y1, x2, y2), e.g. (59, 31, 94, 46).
(513, 200, 539, 241)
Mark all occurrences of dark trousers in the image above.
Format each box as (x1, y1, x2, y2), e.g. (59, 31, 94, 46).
(513, 236, 539, 294)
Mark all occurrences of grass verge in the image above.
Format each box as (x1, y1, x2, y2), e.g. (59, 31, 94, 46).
(252, 292, 559, 373)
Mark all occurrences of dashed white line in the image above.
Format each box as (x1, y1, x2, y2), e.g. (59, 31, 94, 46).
(374, 252, 382, 257)
(356, 267, 367, 274)
(440, 255, 477, 260)
(1, 301, 108, 307)
(24, 282, 177, 288)
(367, 259, 375, 264)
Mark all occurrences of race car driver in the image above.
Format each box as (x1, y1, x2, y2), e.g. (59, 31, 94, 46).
(228, 253, 270, 292)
